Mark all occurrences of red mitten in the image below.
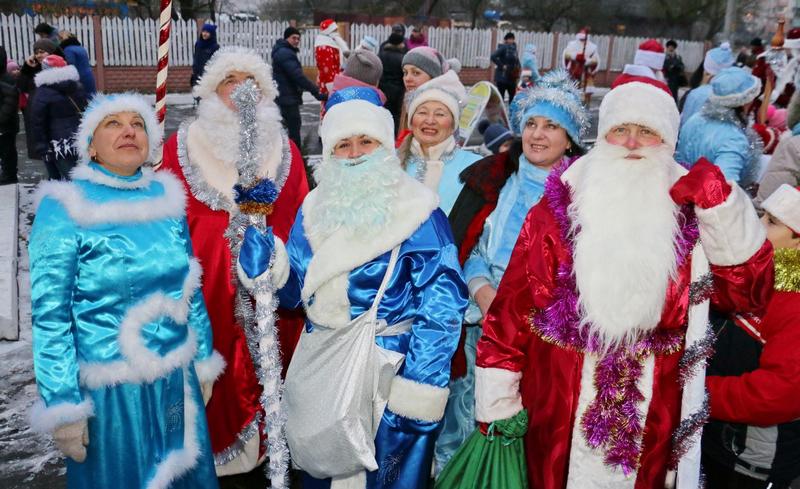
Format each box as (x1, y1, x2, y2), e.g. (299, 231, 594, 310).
(669, 158, 732, 209)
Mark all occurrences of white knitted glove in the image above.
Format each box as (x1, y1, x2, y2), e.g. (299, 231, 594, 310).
(53, 419, 89, 462)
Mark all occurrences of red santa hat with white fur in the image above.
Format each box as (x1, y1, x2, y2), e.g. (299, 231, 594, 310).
(320, 19, 339, 35)
(634, 39, 666, 71)
(762, 184, 800, 234)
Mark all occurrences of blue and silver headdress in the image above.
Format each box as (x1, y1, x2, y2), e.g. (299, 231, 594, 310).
(512, 70, 588, 147)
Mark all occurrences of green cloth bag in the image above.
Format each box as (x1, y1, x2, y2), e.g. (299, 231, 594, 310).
(435, 410, 529, 489)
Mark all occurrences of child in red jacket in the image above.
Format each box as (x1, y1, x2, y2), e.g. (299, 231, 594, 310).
(703, 183, 800, 489)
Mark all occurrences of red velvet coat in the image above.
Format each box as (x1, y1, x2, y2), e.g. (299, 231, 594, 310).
(476, 183, 773, 488)
(160, 132, 308, 460)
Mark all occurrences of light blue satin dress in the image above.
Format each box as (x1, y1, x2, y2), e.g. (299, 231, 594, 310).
(278, 207, 469, 489)
(434, 156, 550, 472)
(29, 163, 219, 489)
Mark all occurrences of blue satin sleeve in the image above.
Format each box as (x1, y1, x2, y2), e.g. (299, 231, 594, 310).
(182, 219, 214, 361)
(403, 210, 468, 389)
(277, 208, 311, 310)
(29, 197, 83, 407)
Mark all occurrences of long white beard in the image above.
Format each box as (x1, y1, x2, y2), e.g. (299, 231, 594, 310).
(569, 141, 681, 349)
(194, 94, 284, 166)
(307, 151, 405, 240)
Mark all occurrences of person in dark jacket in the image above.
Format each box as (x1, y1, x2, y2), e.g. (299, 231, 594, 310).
(58, 31, 96, 97)
(663, 40, 685, 102)
(29, 55, 87, 179)
(271, 27, 325, 150)
(491, 32, 520, 103)
(191, 23, 219, 87)
(34, 22, 60, 44)
(378, 31, 407, 135)
(17, 38, 61, 168)
(0, 46, 19, 184)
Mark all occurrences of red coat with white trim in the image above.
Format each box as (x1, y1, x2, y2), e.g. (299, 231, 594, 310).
(475, 158, 773, 489)
(160, 129, 308, 473)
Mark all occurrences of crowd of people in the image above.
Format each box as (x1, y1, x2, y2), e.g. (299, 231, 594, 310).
(6, 16, 800, 489)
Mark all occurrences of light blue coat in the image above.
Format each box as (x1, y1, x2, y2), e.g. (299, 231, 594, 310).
(29, 163, 219, 489)
(405, 147, 481, 216)
(676, 107, 758, 184)
(680, 84, 712, 128)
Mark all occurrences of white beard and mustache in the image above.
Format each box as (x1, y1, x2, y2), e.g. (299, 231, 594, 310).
(306, 150, 406, 240)
(568, 140, 682, 350)
(194, 94, 284, 166)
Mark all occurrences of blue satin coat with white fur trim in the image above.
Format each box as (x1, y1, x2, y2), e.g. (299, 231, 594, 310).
(278, 207, 468, 489)
(676, 110, 755, 184)
(29, 163, 218, 489)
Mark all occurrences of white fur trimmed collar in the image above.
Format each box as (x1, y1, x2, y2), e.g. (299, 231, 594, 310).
(301, 174, 438, 303)
(34, 64, 80, 86)
(71, 162, 155, 189)
(34, 170, 187, 226)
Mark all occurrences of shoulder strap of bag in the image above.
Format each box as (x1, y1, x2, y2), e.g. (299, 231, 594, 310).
(67, 95, 83, 115)
(367, 246, 401, 320)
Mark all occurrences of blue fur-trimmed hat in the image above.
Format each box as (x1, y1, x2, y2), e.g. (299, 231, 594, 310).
(75, 92, 163, 165)
(709, 66, 762, 108)
(514, 70, 588, 147)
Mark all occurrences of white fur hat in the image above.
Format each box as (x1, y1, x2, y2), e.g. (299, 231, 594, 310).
(193, 46, 277, 102)
(75, 92, 163, 165)
(597, 81, 680, 149)
(320, 98, 396, 157)
(407, 70, 466, 124)
(762, 184, 800, 234)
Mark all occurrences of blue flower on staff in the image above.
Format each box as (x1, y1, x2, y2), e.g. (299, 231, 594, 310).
(234, 179, 279, 205)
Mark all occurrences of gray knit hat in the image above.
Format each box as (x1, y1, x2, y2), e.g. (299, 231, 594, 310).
(402, 46, 446, 79)
(344, 49, 384, 87)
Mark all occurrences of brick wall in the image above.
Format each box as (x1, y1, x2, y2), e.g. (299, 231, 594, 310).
(92, 65, 622, 94)
(94, 66, 193, 93)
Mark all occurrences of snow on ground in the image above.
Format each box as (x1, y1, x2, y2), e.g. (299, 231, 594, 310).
(0, 185, 65, 489)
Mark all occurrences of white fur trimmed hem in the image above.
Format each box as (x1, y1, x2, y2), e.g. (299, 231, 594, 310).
(696, 184, 767, 266)
(146, 369, 201, 489)
(474, 367, 523, 423)
(194, 351, 226, 383)
(30, 398, 94, 433)
(387, 376, 449, 423)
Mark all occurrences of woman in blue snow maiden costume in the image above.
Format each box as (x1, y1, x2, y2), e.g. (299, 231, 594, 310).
(29, 93, 223, 489)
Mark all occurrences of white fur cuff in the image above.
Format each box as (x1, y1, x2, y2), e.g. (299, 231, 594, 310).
(236, 237, 290, 291)
(387, 376, 450, 423)
(696, 184, 767, 266)
(30, 398, 94, 433)
(194, 350, 226, 383)
(475, 367, 523, 423)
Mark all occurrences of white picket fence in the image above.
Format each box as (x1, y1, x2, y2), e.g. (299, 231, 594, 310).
(1, 13, 706, 74)
(1, 14, 96, 65)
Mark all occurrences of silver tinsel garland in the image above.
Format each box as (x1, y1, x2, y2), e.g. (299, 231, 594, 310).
(230, 80, 290, 489)
(688, 272, 714, 305)
(175, 89, 294, 476)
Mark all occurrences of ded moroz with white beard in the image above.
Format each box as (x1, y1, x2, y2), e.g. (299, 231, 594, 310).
(237, 87, 469, 489)
(159, 46, 310, 477)
(467, 81, 774, 489)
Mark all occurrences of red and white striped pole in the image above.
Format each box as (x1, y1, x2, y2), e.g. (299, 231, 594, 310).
(154, 0, 172, 167)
